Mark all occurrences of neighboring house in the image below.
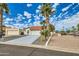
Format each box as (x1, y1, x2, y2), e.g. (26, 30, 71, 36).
(23, 26, 43, 35)
(5, 27, 20, 36)
(23, 27, 30, 35)
(29, 26, 43, 35)
(0, 26, 20, 36)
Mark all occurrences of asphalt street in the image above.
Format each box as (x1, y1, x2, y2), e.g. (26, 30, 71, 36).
(0, 44, 79, 56)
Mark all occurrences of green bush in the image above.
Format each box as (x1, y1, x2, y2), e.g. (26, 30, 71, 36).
(48, 24, 55, 32)
(55, 30, 59, 33)
(66, 29, 71, 33)
(27, 30, 29, 33)
(77, 24, 79, 31)
(60, 30, 67, 35)
(40, 29, 50, 40)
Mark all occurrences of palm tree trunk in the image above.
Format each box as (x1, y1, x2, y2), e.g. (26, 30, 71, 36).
(0, 8, 3, 38)
(46, 17, 49, 30)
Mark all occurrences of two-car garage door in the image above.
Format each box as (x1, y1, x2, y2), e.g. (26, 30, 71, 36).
(6, 29, 19, 36)
(29, 31, 40, 35)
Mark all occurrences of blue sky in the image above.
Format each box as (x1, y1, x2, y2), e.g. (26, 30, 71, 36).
(3, 3, 79, 30)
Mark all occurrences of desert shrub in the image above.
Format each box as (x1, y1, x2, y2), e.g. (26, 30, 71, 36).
(77, 24, 79, 31)
(20, 32, 24, 35)
(55, 30, 59, 33)
(40, 29, 50, 41)
(60, 30, 67, 35)
(66, 29, 71, 33)
(48, 24, 55, 32)
(27, 30, 29, 35)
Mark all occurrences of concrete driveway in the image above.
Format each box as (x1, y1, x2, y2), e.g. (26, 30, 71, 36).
(0, 35, 40, 45)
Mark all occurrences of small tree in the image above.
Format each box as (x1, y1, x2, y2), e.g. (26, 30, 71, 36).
(66, 29, 71, 33)
(77, 24, 79, 31)
(48, 24, 55, 32)
(55, 30, 59, 33)
(60, 27, 66, 35)
(27, 30, 29, 35)
(71, 26, 76, 32)
(40, 30, 49, 41)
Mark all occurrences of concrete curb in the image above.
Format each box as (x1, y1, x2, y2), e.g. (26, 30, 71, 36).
(0, 42, 79, 54)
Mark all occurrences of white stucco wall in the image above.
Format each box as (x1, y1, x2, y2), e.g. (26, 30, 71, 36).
(24, 28, 41, 35)
(24, 28, 30, 35)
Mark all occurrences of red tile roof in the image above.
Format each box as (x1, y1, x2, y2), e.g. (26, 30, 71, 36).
(30, 26, 43, 31)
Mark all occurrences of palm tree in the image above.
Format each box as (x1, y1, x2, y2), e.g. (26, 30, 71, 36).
(40, 20, 46, 30)
(0, 3, 9, 38)
(40, 3, 55, 30)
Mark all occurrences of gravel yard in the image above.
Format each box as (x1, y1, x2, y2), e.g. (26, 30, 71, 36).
(48, 35, 79, 49)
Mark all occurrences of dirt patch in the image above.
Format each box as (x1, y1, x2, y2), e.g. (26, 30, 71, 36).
(48, 35, 79, 49)
(33, 37, 47, 45)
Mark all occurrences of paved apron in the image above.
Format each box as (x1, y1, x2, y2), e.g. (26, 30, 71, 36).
(0, 35, 40, 45)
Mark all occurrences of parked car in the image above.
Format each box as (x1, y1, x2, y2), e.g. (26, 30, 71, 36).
(20, 32, 24, 35)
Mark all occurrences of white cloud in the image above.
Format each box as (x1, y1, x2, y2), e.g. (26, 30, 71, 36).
(17, 14, 22, 20)
(13, 23, 26, 28)
(36, 9, 40, 13)
(62, 4, 72, 12)
(57, 4, 72, 19)
(28, 19, 32, 23)
(28, 23, 33, 27)
(58, 11, 69, 19)
(55, 13, 79, 30)
(33, 21, 41, 26)
(3, 15, 6, 18)
(62, 11, 69, 17)
(5, 18, 13, 21)
(58, 13, 62, 18)
(17, 14, 22, 16)
(77, 12, 79, 14)
(27, 3, 32, 7)
(49, 17, 53, 24)
(24, 21, 27, 24)
(23, 24, 28, 28)
(34, 15, 40, 21)
(37, 5, 41, 9)
(22, 17, 25, 19)
(24, 11, 32, 19)
(52, 3, 59, 8)
(42, 16, 46, 20)
(73, 4, 79, 10)
(5, 24, 14, 28)
(16, 14, 23, 22)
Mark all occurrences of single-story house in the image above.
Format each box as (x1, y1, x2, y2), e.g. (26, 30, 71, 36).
(5, 27, 20, 36)
(0, 26, 20, 36)
(23, 27, 30, 35)
(29, 26, 43, 35)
